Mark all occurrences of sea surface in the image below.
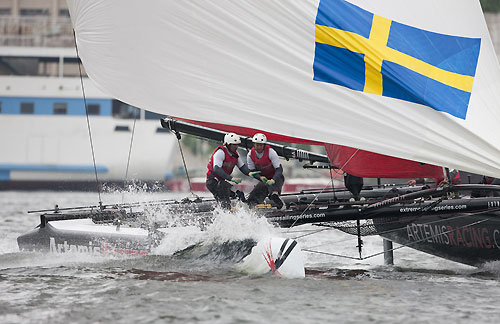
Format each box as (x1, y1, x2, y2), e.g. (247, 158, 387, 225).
(1, 190, 500, 324)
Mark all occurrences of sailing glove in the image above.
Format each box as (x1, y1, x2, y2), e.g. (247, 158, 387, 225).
(266, 179, 275, 186)
(231, 177, 242, 184)
(249, 171, 261, 179)
(260, 176, 268, 184)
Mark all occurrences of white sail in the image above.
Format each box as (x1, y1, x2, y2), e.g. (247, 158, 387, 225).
(67, 0, 500, 177)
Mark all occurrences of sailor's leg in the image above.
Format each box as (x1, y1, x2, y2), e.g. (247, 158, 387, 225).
(216, 180, 233, 209)
(235, 190, 246, 202)
(268, 175, 285, 195)
(206, 177, 219, 198)
(206, 178, 231, 209)
(269, 176, 285, 209)
(247, 182, 269, 207)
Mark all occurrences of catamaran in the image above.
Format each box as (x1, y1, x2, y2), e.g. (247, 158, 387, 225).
(16, 0, 500, 272)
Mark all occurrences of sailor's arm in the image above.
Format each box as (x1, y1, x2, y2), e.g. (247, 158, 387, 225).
(269, 148, 283, 180)
(237, 156, 250, 176)
(246, 152, 256, 171)
(212, 150, 233, 181)
(246, 152, 262, 180)
(272, 166, 284, 179)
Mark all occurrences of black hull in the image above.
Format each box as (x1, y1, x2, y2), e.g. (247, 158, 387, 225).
(267, 194, 500, 267)
(17, 222, 152, 256)
(375, 214, 500, 266)
(17, 185, 500, 267)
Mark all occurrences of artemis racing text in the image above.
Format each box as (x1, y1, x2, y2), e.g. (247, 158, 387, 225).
(406, 224, 500, 250)
(49, 237, 148, 256)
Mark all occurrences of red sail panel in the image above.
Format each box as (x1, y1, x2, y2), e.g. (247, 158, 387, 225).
(325, 144, 444, 179)
(179, 118, 444, 180)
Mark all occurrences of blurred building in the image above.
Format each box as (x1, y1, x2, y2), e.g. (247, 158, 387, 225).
(1, 1, 500, 57)
(485, 13, 500, 59)
(0, 0, 72, 47)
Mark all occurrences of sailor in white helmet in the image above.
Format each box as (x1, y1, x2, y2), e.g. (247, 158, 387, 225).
(206, 132, 251, 209)
(246, 133, 285, 210)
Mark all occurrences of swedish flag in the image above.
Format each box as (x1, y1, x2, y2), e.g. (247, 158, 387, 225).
(313, 0, 481, 119)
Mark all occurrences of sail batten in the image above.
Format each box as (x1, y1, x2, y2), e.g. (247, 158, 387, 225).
(68, 0, 500, 177)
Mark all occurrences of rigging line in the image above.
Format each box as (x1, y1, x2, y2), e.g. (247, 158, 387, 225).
(360, 193, 446, 225)
(362, 208, 458, 238)
(303, 215, 474, 250)
(285, 149, 360, 231)
(359, 190, 500, 239)
(304, 206, 500, 251)
(292, 226, 334, 239)
(305, 236, 360, 250)
(304, 207, 500, 250)
(359, 218, 491, 261)
(302, 249, 361, 260)
(72, 29, 102, 204)
(284, 178, 333, 231)
(121, 113, 138, 203)
(175, 132, 198, 197)
(329, 165, 337, 202)
(282, 228, 328, 234)
(303, 217, 490, 261)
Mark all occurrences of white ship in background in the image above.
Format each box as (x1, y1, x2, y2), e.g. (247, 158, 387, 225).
(0, 45, 177, 190)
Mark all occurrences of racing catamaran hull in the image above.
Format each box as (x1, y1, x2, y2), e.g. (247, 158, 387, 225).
(18, 219, 151, 256)
(376, 213, 500, 266)
(17, 185, 500, 267)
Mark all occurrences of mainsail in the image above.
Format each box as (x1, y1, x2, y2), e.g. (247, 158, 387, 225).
(67, 0, 500, 177)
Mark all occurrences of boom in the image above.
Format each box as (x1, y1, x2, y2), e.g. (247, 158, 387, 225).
(160, 117, 330, 164)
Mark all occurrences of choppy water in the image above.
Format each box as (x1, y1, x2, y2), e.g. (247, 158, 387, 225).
(2, 191, 500, 323)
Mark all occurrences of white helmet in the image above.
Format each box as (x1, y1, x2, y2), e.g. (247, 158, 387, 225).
(224, 132, 241, 145)
(252, 133, 267, 144)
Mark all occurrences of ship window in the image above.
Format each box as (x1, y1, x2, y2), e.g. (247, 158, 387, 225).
(87, 104, 100, 115)
(20, 102, 34, 114)
(112, 100, 140, 119)
(63, 58, 86, 77)
(1, 57, 40, 76)
(0, 9, 11, 15)
(115, 125, 130, 132)
(53, 103, 67, 115)
(20, 9, 49, 16)
(145, 110, 165, 120)
(59, 9, 70, 17)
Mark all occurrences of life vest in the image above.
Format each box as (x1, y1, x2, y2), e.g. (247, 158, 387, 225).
(206, 146, 239, 179)
(484, 176, 495, 184)
(250, 145, 275, 179)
